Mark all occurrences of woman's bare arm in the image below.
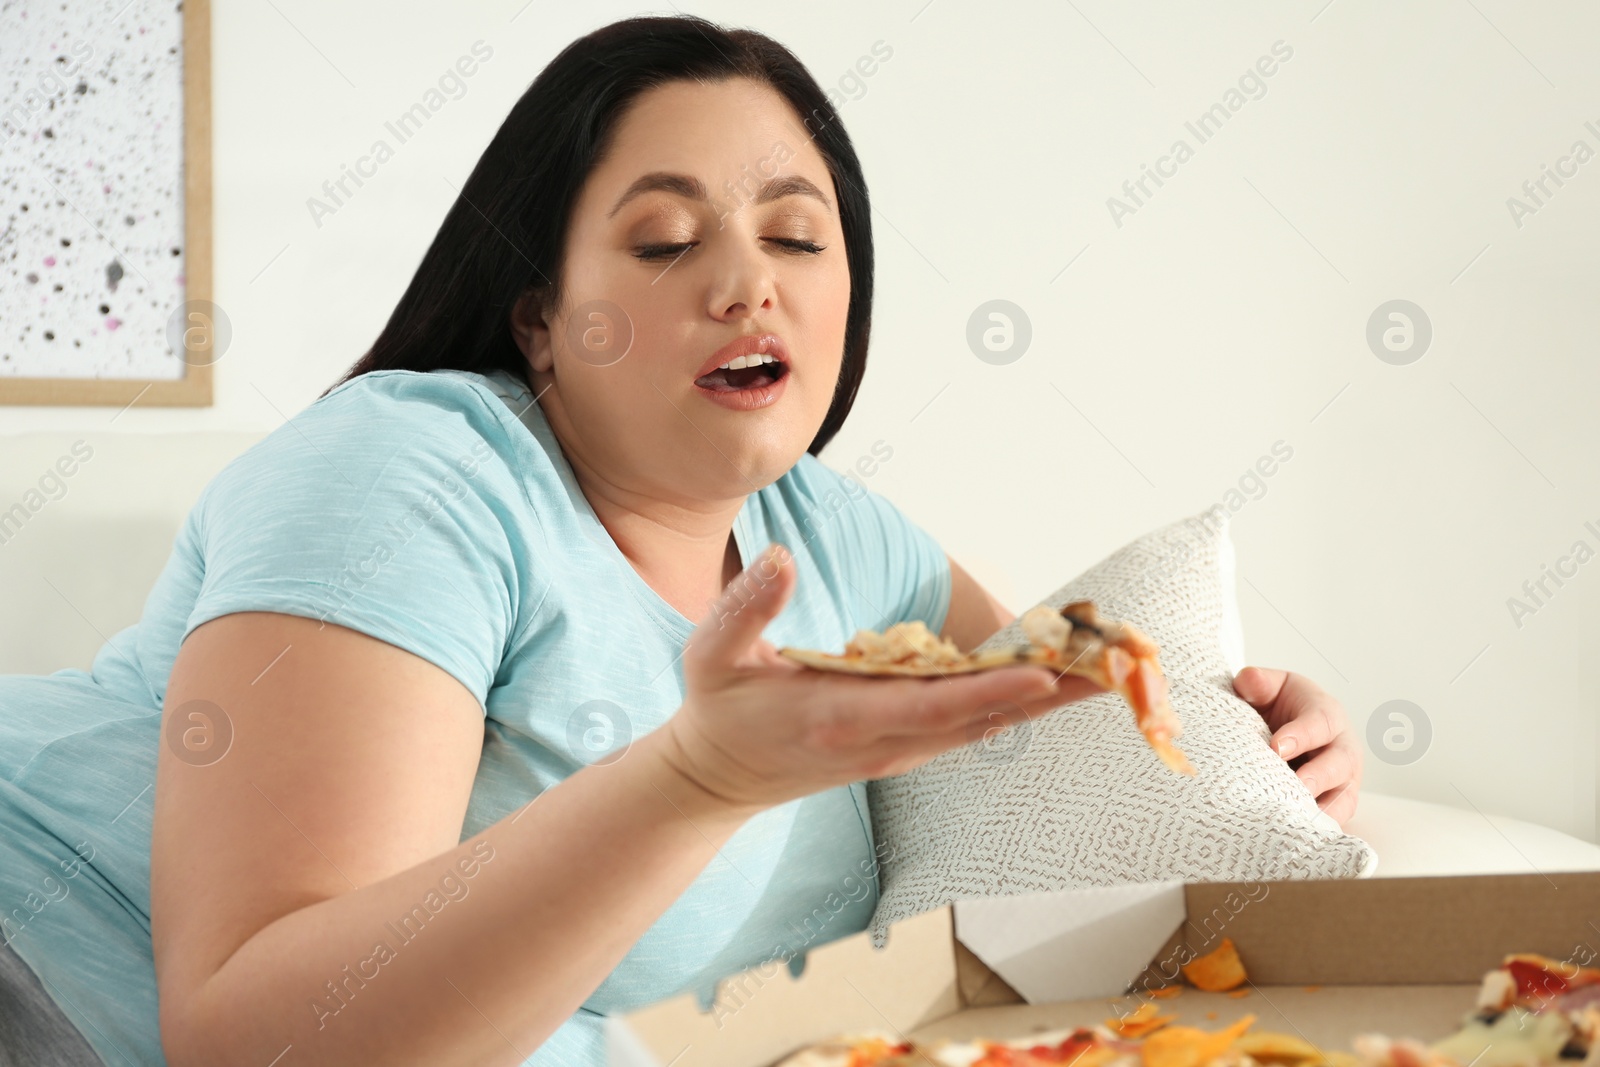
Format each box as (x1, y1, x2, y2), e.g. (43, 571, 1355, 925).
(153, 610, 754, 1067)
(155, 550, 1100, 1065)
(940, 553, 1016, 651)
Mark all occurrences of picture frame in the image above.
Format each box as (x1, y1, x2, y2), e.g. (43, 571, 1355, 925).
(0, 0, 214, 407)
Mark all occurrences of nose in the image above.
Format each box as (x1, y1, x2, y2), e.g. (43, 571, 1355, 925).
(706, 241, 777, 323)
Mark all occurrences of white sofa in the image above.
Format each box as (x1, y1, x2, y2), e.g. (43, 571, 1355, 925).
(1344, 791, 1600, 877)
(3, 430, 1598, 879)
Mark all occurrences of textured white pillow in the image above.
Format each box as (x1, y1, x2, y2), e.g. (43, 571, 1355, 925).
(864, 507, 1377, 944)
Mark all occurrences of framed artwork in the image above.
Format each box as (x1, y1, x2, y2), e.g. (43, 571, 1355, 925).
(1, 0, 214, 406)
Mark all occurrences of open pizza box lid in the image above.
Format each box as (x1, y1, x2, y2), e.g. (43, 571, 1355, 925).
(608, 870, 1600, 1067)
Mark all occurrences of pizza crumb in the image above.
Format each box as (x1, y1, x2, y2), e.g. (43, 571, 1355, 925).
(1105, 1001, 1178, 1037)
(1181, 937, 1249, 992)
(1205, 1011, 1219, 1020)
(1303, 985, 1322, 993)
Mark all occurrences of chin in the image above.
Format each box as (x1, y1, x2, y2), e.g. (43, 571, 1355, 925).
(726, 424, 816, 484)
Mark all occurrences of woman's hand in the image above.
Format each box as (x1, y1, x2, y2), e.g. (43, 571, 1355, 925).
(659, 543, 1105, 814)
(1232, 666, 1363, 827)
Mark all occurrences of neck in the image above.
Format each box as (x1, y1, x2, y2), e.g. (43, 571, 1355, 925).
(531, 380, 754, 619)
(563, 443, 748, 622)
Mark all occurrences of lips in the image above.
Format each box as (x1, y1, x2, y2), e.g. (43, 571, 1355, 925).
(693, 333, 791, 384)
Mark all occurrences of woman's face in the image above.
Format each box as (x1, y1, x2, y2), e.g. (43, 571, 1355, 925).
(514, 77, 852, 506)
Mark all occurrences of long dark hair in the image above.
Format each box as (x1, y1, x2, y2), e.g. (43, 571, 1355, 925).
(323, 15, 874, 457)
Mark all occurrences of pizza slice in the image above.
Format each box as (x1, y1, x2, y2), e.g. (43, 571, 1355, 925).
(1354, 953, 1600, 1067)
(769, 1017, 1275, 1067)
(768, 1026, 1152, 1067)
(765, 954, 1600, 1067)
(769, 1033, 938, 1067)
(777, 600, 1194, 776)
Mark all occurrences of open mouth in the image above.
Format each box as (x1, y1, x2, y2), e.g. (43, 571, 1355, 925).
(693, 358, 789, 393)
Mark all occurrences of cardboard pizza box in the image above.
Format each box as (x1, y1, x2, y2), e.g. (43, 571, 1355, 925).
(607, 870, 1600, 1067)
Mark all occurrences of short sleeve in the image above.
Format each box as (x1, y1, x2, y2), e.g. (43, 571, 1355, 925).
(184, 374, 523, 710)
(791, 454, 952, 636)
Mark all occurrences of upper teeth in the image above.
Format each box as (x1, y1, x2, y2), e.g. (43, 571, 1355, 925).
(717, 353, 779, 371)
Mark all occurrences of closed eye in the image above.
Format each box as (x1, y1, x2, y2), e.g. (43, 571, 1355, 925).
(633, 242, 694, 262)
(771, 238, 826, 254)
(633, 237, 826, 262)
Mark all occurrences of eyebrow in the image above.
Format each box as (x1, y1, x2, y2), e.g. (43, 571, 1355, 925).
(606, 170, 833, 219)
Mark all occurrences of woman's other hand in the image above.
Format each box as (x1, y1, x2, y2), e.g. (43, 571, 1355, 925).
(1232, 665, 1363, 827)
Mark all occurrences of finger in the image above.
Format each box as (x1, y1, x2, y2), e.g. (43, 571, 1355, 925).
(871, 672, 1109, 763)
(1345, 725, 1367, 779)
(856, 698, 1040, 779)
(1270, 712, 1335, 762)
(856, 673, 1149, 779)
(954, 688, 1063, 747)
(867, 666, 1058, 737)
(1316, 780, 1360, 828)
(866, 671, 1110, 755)
(1044, 665, 1110, 696)
(1232, 665, 1288, 708)
(1292, 741, 1357, 800)
(1267, 680, 1341, 761)
(1027, 674, 1107, 711)
(865, 673, 1114, 776)
(749, 638, 804, 671)
(684, 543, 795, 674)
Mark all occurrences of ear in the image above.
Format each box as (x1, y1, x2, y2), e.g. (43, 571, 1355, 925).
(509, 289, 554, 374)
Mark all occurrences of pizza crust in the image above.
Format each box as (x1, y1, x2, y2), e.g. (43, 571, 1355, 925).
(777, 600, 1195, 775)
(777, 644, 1057, 677)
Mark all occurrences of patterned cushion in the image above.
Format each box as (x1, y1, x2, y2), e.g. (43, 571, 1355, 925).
(865, 507, 1376, 943)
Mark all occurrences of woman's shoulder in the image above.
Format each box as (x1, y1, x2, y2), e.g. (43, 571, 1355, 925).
(310, 367, 534, 451)
(177, 367, 546, 711)
(190, 368, 559, 549)
(216, 369, 536, 486)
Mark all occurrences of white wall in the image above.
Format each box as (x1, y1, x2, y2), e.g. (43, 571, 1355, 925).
(3, 0, 1596, 842)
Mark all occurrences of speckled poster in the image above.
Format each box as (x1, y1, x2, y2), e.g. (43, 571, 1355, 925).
(1, 0, 186, 379)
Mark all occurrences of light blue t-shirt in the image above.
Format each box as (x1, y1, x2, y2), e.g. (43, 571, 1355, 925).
(0, 367, 952, 1067)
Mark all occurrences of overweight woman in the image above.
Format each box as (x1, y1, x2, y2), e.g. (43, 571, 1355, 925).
(0, 15, 1362, 1066)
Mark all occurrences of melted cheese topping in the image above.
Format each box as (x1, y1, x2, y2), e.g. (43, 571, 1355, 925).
(1430, 1008, 1572, 1067)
